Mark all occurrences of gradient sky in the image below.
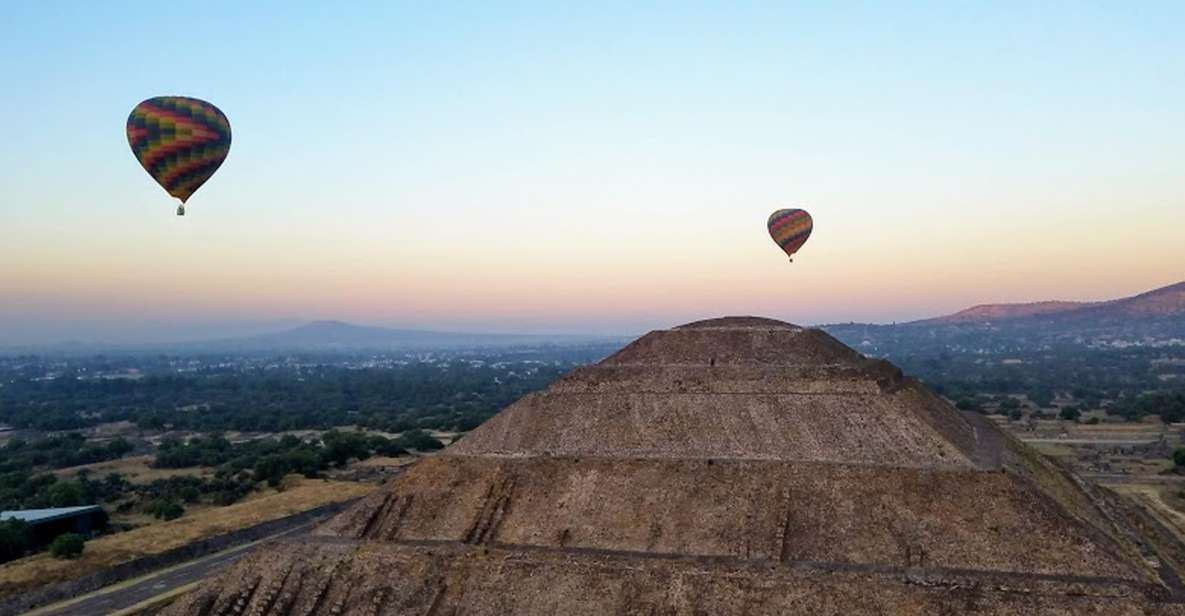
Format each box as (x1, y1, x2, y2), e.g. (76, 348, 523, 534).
(2, 2, 1183, 344)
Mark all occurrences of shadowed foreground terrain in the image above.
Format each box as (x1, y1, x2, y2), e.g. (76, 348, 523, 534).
(164, 317, 1185, 614)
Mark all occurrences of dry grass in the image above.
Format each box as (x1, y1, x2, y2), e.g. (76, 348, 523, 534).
(51, 456, 210, 484)
(0, 477, 375, 596)
(354, 455, 417, 468)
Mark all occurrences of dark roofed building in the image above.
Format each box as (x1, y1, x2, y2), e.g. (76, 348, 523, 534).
(0, 506, 107, 547)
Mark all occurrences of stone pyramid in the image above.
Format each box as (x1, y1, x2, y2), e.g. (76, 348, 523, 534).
(164, 318, 1185, 615)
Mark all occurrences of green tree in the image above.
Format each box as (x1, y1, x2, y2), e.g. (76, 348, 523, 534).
(48, 533, 85, 559)
(0, 520, 31, 563)
(253, 455, 289, 488)
(47, 480, 85, 507)
(1173, 448, 1185, 469)
(397, 429, 445, 451)
(1059, 406, 1081, 422)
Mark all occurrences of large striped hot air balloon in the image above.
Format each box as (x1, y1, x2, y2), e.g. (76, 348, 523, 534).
(126, 96, 231, 216)
(767, 208, 813, 262)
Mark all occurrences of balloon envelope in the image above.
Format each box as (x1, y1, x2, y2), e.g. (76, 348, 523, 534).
(126, 96, 231, 204)
(767, 209, 813, 258)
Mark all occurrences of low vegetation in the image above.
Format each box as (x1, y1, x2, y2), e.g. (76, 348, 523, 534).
(0, 478, 375, 596)
(0, 433, 132, 474)
(0, 428, 442, 564)
(47, 533, 84, 559)
(0, 349, 606, 434)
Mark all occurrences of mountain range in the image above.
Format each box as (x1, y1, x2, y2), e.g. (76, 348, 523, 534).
(7, 281, 1182, 355)
(0, 320, 623, 355)
(924, 280, 1185, 324)
(825, 279, 1185, 355)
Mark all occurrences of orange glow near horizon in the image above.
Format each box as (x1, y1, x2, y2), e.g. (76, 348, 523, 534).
(4, 189, 1182, 339)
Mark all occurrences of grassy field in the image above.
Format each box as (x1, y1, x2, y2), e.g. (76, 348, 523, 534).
(0, 477, 375, 597)
(51, 455, 210, 484)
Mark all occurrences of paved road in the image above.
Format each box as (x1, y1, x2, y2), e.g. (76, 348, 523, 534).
(29, 523, 314, 616)
(1086, 473, 1185, 484)
(1020, 438, 1162, 445)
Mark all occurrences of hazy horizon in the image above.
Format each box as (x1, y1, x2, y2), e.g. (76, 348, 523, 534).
(4, 3, 1183, 346)
(5, 275, 1183, 348)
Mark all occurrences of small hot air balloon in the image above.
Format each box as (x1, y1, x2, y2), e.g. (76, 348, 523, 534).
(126, 96, 231, 216)
(767, 208, 813, 262)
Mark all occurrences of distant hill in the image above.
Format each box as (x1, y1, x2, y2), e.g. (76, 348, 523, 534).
(923, 280, 1185, 324)
(825, 279, 1185, 356)
(1067, 280, 1185, 319)
(0, 320, 627, 355)
(209, 320, 617, 351)
(927, 301, 1093, 323)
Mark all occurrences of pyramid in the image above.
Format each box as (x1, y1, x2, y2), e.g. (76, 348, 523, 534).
(164, 318, 1185, 615)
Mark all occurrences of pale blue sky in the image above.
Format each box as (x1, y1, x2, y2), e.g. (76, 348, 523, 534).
(2, 2, 1183, 344)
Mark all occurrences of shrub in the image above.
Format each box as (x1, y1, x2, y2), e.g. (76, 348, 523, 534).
(1059, 406, 1081, 421)
(146, 499, 185, 520)
(49, 533, 85, 559)
(1173, 448, 1185, 469)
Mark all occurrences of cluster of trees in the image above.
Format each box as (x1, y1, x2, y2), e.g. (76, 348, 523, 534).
(132, 430, 443, 517)
(0, 469, 129, 511)
(132, 474, 256, 510)
(951, 390, 1185, 424)
(154, 430, 439, 487)
(0, 429, 405, 532)
(880, 345, 1185, 423)
(0, 361, 572, 434)
(1113, 391, 1185, 423)
(0, 434, 133, 474)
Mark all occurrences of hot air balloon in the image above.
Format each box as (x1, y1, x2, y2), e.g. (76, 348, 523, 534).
(767, 208, 813, 262)
(126, 96, 231, 216)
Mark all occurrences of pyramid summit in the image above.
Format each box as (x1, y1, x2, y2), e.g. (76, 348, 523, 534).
(449, 317, 982, 469)
(165, 317, 1185, 615)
